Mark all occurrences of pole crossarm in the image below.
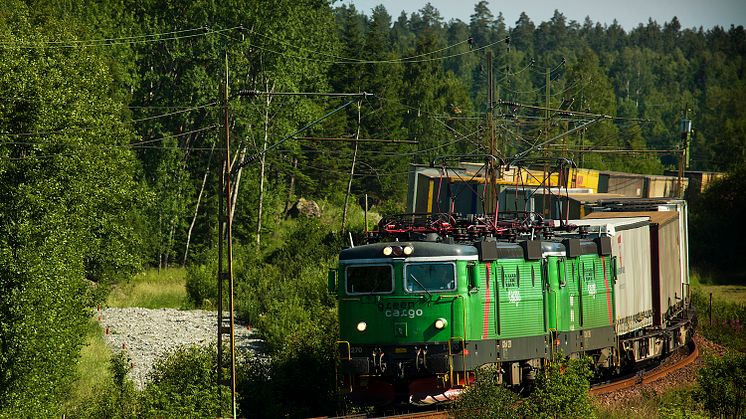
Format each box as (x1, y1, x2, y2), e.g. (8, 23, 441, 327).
(231, 90, 373, 100)
(295, 136, 417, 144)
(542, 147, 680, 154)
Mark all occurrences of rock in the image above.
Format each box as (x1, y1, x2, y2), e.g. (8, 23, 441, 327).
(287, 197, 321, 218)
(100, 307, 264, 390)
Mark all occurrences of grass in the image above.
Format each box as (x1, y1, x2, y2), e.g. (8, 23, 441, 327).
(695, 284, 746, 305)
(107, 267, 191, 309)
(595, 385, 708, 419)
(62, 317, 113, 415)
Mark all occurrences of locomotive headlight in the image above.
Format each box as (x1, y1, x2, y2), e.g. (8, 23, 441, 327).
(403, 245, 414, 255)
(382, 246, 393, 256)
(356, 321, 367, 332)
(434, 318, 448, 330)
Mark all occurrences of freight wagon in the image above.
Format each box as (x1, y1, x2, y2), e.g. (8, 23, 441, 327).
(406, 164, 686, 215)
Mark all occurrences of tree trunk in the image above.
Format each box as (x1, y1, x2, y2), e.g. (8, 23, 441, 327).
(183, 144, 215, 265)
(256, 82, 274, 246)
(230, 146, 246, 225)
(283, 157, 298, 218)
(164, 219, 176, 268)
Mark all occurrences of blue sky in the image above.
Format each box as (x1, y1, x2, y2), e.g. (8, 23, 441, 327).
(346, 0, 745, 30)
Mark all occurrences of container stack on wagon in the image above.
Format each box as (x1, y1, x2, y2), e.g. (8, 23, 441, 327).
(568, 217, 654, 339)
(584, 211, 687, 329)
(406, 164, 704, 215)
(585, 197, 690, 303)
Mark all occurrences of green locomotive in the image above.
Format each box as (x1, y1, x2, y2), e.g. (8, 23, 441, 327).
(329, 219, 616, 405)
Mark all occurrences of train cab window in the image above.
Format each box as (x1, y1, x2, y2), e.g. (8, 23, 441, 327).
(345, 265, 393, 294)
(467, 262, 479, 293)
(404, 263, 456, 293)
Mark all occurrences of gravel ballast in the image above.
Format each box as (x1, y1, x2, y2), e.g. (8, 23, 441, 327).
(100, 307, 263, 389)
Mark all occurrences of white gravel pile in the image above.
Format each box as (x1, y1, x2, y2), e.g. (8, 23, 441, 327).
(100, 307, 263, 389)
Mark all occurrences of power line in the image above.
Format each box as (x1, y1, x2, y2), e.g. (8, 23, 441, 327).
(1, 26, 240, 49)
(248, 27, 473, 64)
(244, 35, 510, 65)
(1, 102, 216, 137)
(1, 124, 218, 152)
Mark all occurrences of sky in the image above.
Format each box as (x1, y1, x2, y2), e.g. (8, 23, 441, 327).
(346, 0, 746, 31)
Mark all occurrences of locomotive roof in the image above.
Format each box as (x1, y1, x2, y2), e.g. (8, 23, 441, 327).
(339, 241, 478, 261)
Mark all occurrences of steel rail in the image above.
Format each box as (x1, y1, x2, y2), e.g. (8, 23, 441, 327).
(590, 340, 699, 395)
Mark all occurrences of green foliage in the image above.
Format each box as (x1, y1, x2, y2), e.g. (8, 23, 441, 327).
(695, 352, 746, 418)
(139, 346, 231, 418)
(0, 1, 146, 415)
(71, 351, 139, 419)
(238, 324, 339, 419)
(689, 164, 746, 281)
(62, 318, 114, 416)
(690, 288, 746, 351)
(108, 268, 190, 309)
(186, 257, 219, 309)
(655, 386, 707, 419)
(522, 356, 595, 419)
(451, 366, 519, 419)
(72, 346, 229, 418)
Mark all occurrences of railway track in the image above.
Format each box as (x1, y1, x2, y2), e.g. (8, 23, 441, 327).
(590, 340, 699, 395)
(322, 410, 449, 419)
(324, 340, 698, 419)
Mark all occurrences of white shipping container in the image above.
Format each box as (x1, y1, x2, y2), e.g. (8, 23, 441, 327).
(656, 201, 690, 303)
(586, 211, 684, 326)
(569, 217, 654, 335)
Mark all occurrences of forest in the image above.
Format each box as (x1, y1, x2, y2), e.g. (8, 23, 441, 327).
(1, 0, 745, 417)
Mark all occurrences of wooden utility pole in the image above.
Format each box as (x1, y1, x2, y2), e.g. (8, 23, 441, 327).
(341, 100, 362, 232)
(217, 53, 237, 419)
(486, 50, 498, 214)
(677, 115, 692, 198)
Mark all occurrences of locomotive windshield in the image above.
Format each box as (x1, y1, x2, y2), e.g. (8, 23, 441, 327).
(405, 263, 456, 293)
(345, 265, 393, 294)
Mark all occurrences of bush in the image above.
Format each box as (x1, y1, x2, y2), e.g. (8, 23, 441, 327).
(696, 352, 746, 418)
(522, 356, 595, 419)
(139, 345, 231, 418)
(691, 289, 746, 351)
(185, 256, 218, 308)
(238, 325, 339, 419)
(451, 365, 519, 419)
(689, 164, 746, 280)
(656, 386, 707, 419)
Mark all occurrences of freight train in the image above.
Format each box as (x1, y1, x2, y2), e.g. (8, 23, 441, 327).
(328, 206, 695, 406)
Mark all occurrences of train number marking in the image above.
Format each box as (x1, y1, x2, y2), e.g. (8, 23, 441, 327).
(508, 290, 521, 306)
(588, 282, 597, 298)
